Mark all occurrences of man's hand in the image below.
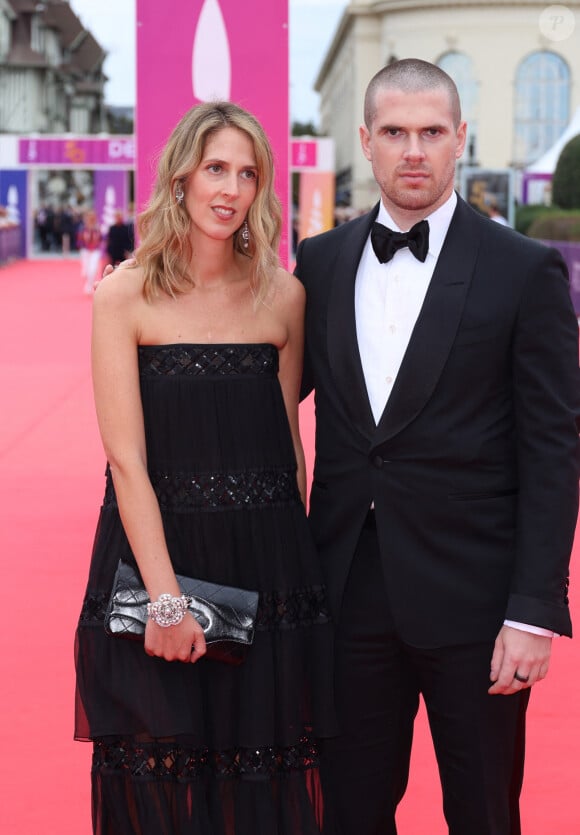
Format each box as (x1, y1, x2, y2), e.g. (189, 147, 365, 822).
(488, 625, 551, 695)
(102, 257, 137, 281)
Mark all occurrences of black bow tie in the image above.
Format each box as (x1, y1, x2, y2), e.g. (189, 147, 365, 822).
(371, 219, 429, 264)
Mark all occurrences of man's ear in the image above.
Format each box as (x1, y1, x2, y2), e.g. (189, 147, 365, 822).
(359, 124, 372, 161)
(455, 120, 468, 160)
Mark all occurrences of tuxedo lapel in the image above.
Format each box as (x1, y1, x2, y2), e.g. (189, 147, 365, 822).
(375, 197, 481, 444)
(326, 206, 379, 441)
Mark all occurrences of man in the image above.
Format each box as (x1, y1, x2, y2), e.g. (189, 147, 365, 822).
(294, 59, 579, 835)
(106, 210, 134, 266)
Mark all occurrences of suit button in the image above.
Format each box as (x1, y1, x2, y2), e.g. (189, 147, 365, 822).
(372, 455, 383, 469)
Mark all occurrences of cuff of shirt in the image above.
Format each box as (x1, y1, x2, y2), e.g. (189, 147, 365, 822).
(503, 619, 558, 638)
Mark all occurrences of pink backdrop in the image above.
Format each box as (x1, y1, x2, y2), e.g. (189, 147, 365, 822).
(136, 0, 290, 262)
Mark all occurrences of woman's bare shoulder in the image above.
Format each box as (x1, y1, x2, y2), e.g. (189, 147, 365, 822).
(269, 267, 305, 306)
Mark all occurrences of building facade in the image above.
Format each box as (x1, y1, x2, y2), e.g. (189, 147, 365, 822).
(0, 0, 107, 135)
(315, 0, 580, 210)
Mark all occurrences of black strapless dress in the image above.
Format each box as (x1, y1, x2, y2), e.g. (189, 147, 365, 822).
(75, 344, 335, 835)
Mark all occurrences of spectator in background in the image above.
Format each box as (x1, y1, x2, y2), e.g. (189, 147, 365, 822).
(125, 202, 135, 252)
(77, 209, 102, 294)
(35, 204, 53, 251)
(52, 208, 64, 251)
(487, 199, 510, 226)
(106, 211, 134, 266)
(71, 209, 84, 251)
(60, 206, 76, 255)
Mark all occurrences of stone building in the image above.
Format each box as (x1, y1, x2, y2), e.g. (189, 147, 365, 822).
(0, 0, 107, 134)
(315, 0, 580, 209)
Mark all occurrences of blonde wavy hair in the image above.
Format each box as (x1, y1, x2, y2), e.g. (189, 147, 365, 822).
(136, 101, 282, 303)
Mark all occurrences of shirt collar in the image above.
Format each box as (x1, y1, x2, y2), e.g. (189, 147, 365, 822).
(376, 191, 457, 260)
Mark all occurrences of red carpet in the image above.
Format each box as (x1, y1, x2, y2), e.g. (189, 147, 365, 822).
(0, 258, 578, 834)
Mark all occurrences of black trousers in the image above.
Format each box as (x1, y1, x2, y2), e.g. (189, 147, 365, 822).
(321, 517, 530, 835)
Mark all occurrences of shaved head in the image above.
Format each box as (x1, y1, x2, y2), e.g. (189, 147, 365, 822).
(364, 58, 462, 129)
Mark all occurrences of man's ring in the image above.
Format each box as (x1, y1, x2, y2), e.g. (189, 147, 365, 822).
(513, 671, 529, 683)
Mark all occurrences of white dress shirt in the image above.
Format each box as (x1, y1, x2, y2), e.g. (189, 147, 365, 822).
(354, 193, 555, 640)
(355, 193, 456, 424)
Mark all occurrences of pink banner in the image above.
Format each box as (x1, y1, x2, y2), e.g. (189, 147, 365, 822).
(94, 170, 129, 237)
(292, 141, 318, 168)
(136, 0, 290, 261)
(298, 171, 335, 244)
(19, 138, 134, 167)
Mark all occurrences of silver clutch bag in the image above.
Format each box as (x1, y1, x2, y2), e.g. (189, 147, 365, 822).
(105, 559, 259, 665)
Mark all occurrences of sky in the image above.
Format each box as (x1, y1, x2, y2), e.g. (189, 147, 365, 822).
(69, 0, 347, 126)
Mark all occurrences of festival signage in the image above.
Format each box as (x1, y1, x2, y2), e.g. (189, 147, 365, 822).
(292, 138, 336, 244)
(94, 170, 130, 237)
(18, 138, 135, 167)
(291, 138, 335, 172)
(298, 171, 335, 242)
(292, 141, 318, 169)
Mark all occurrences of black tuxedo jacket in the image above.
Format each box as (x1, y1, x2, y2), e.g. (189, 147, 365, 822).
(295, 195, 579, 647)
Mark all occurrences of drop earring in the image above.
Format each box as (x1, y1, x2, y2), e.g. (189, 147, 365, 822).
(175, 183, 184, 205)
(241, 220, 250, 249)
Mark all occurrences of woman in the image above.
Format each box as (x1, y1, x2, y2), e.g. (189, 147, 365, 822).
(74, 102, 335, 835)
(78, 209, 103, 294)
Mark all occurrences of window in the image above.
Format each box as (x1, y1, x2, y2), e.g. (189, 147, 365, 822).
(0, 10, 10, 60)
(30, 14, 45, 56)
(437, 52, 479, 162)
(514, 51, 569, 166)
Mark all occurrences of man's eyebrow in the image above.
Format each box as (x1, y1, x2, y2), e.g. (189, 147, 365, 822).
(377, 122, 449, 132)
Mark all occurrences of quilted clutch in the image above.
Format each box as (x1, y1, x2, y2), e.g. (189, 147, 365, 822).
(105, 559, 259, 665)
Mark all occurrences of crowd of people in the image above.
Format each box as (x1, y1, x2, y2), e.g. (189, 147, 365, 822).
(34, 204, 81, 253)
(0, 205, 19, 227)
(33, 205, 134, 293)
(34, 205, 133, 256)
(74, 58, 579, 835)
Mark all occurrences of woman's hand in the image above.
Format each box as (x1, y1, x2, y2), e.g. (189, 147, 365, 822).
(144, 612, 207, 664)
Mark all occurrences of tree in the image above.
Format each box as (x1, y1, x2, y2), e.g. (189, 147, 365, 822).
(552, 135, 580, 210)
(291, 121, 318, 137)
(106, 107, 134, 135)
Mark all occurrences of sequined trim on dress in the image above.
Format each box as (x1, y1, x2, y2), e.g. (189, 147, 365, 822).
(138, 343, 278, 377)
(80, 591, 109, 624)
(103, 468, 300, 511)
(257, 586, 330, 630)
(93, 734, 319, 779)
